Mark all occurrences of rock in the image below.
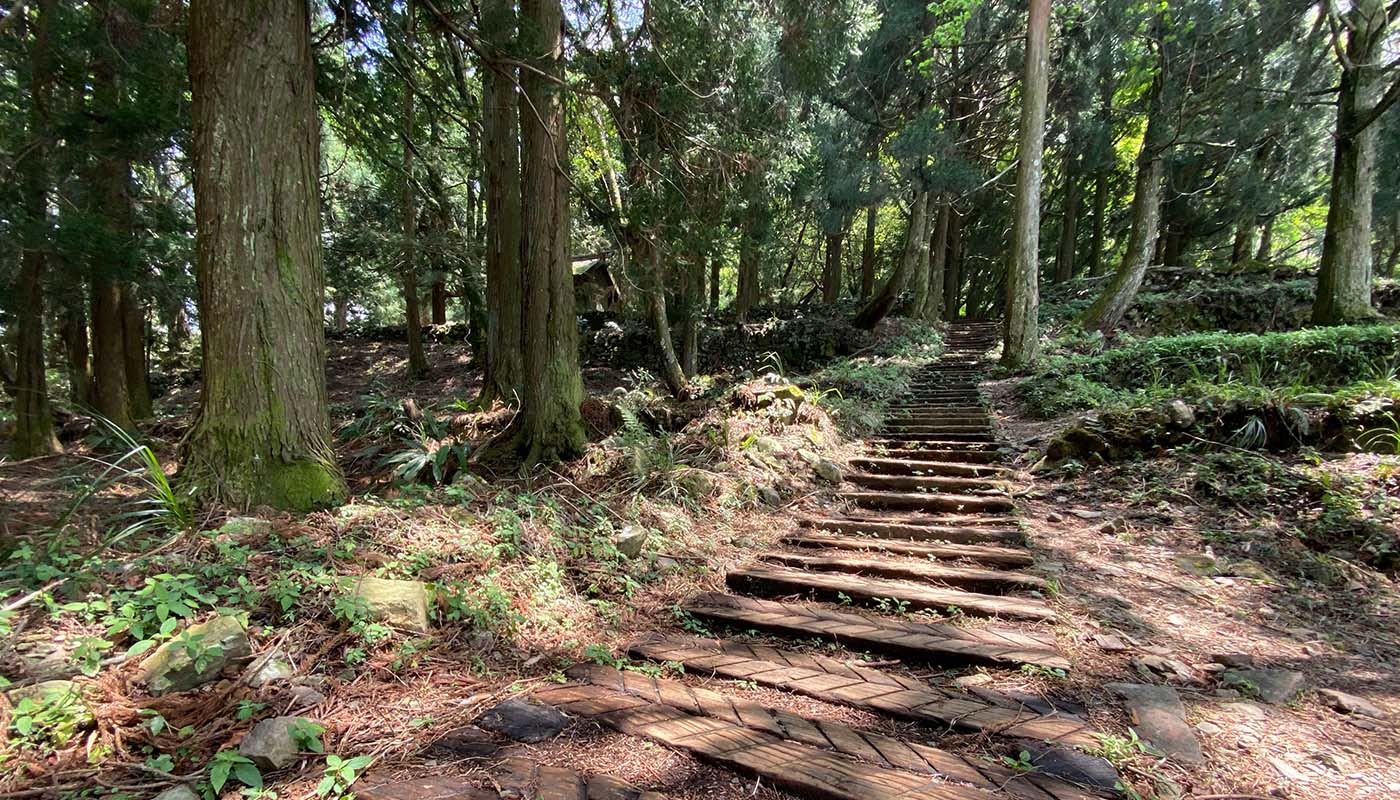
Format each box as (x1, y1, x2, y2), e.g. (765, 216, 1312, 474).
(1044, 426, 1109, 462)
(1093, 634, 1130, 652)
(794, 448, 822, 466)
(1068, 509, 1104, 520)
(750, 436, 782, 455)
(812, 460, 843, 484)
(152, 787, 200, 800)
(475, 698, 568, 743)
(1132, 654, 1197, 683)
(757, 486, 783, 507)
(289, 685, 327, 708)
(427, 725, 499, 759)
(248, 652, 295, 687)
(614, 526, 649, 559)
(5, 680, 93, 744)
(1222, 668, 1305, 705)
(214, 516, 273, 542)
(1046, 512, 1064, 523)
(139, 613, 252, 695)
(953, 673, 993, 688)
(1267, 756, 1304, 781)
(1212, 653, 1256, 669)
(1318, 688, 1387, 719)
(1108, 683, 1204, 765)
(676, 469, 713, 499)
(1220, 701, 1268, 720)
(350, 576, 431, 633)
(239, 716, 317, 770)
(1165, 400, 1195, 428)
(1016, 741, 1120, 790)
(1196, 721, 1222, 735)
(1223, 559, 1271, 581)
(1175, 553, 1218, 576)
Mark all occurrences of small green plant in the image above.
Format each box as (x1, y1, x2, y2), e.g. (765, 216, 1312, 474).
(208, 750, 262, 794)
(1091, 729, 1159, 765)
(1000, 749, 1038, 773)
(290, 719, 327, 754)
(1019, 663, 1068, 680)
(316, 754, 375, 799)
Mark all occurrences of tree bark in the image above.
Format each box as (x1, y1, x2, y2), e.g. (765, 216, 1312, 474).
(517, 0, 585, 462)
(854, 190, 929, 329)
(121, 283, 152, 419)
(709, 254, 720, 310)
(860, 203, 877, 299)
(90, 274, 132, 428)
(1313, 0, 1388, 324)
(10, 0, 59, 457)
(943, 208, 963, 320)
(63, 299, 90, 406)
(1002, 0, 1050, 368)
(1230, 222, 1255, 265)
(821, 229, 844, 305)
(735, 198, 766, 320)
(1054, 166, 1081, 282)
(921, 201, 949, 321)
(181, 0, 346, 510)
(680, 254, 704, 376)
(401, 0, 428, 377)
(430, 276, 448, 324)
(1087, 168, 1110, 276)
(479, 0, 524, 402)
(1256, 215, 1275, 262)
(1078, 70, 1167, 335)
(631, 233, 688, 395)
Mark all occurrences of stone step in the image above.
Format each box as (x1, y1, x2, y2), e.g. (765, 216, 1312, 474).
(624, 637, 1090, 745)
(841, 490, 1014, 514)
(799, 516, 1023, 545)
(850, 457, 1010, 478)
(682, 592, 1065, 669)
(782, 532, 1033, 567)
(727, 564, 1055, 620)
(550, 665, 1106, 800)
(847, 473, 1008, 494)
(758, 551, 1046, 592)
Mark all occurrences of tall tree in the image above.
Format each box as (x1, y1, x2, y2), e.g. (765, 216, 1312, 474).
(1002, 0, 1050, 368)
(400, 0, 428, 377)
(516, 0, 585, 462)
(181, 0, 346, 509)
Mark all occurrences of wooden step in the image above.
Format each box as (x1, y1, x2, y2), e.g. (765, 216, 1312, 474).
(727, 564, 1054, 620)
(879, 432, 997, 443)
(841, 490, 1013, 514)
(886, 415, 989, 425)
(883, 426, 994, 437)
(551, 665, 1106, 800)
(799, 516, 1023, 545)
(759, 551, 1046, 592)
(870, 447, 1002, 464)
(624, 637, 1091, 745)
(359, 758, 661, 800)
(782, 531, 1034, 567)
(870, 439, 999, 452)
(850, 458, 1010, 478)
(847, 473, 1008, 494)
(682, 592, 1063, 669)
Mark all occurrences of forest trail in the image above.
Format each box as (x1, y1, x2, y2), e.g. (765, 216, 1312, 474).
(364, 323, 1119, 800)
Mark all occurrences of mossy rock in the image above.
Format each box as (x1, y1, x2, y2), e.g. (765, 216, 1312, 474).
(349, 576, 431, 633)
(138, 613, 252, 695)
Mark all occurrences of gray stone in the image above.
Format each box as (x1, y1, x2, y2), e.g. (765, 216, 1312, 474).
(350, 576, 431, 633)
(1132, 654, 1198, 683)
(248, 652, 295, 687)
(1108, 682, 1204, 765)
(812, 460, 843, 484)
(676, 469, 714, 498)
(750, 435, 782, 454)
(952, 673, 993, 688)
(1222, 668, 1305, 705)
(1093, 634, 1130, 652)
(1212, 652, 1256, 669)
(794, 448, 821, 466)
(152, 787, 200, 800)
(239, 716, 317, 770)
(475, 698, 568, 743)
(427, 725, 499, 759)
(1175, 553, 1218, 576)
(757, 486, 783, 507)
(289, 685, 327, 708)
(1318, 688, 1387, 719)
(1165, 400, 1196, 428)
(1017, 741, 1120, 790)
(614, 526, 649, 559)
(139, 614, 252, 695)
(214, 517, 273, 542)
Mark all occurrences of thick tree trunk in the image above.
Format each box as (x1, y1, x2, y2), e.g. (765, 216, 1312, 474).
(517, 0, 585, 462)
(1087, 169, 1110, 276)
(943, 208, 963, 320)
(1314, 0, 1388, 324)
(401, 2, 428, 377)
(1002, 0, 1050, 368)
(1054, 167, 1081, 282)
(905, 210, 932, 318)
(10, 1, 59, 456)
(735, 199, 765, 320)
(631, 234, 688, 395)
(430, 276, 448, 324)
(331, 292, 349, 332)
(822, 230, 844, 305)
(63, 300, 91, 406)
(182, 0, 346, 510)
(921, 201, 949, 321)
(854, 191, 929, 329)
(860, 203, 877, 299)
(1078, 73, 1167, 335)
(121, 283, 152, 419)
(478, 0, 524, 402)
(680, 255, 704, 377)
(1256, 216, 1275, 262)
(90, 275, 132, 428)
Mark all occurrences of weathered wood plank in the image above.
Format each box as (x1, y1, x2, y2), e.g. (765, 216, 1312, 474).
(757, 551, 1047, 592)
(799, 516, 1023, 544)
(847, 473, 1010, 494)
(840, 490, 1013, 514)
(781, 532, 1035, 567)
(850, 458, 1010, 478)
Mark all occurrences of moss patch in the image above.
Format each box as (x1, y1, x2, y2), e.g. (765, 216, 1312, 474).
(258, 459, 348, 511)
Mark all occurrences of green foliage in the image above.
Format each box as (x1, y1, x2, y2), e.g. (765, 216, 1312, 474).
(208, 750, 262, 795)
(316, 753, 375, 799)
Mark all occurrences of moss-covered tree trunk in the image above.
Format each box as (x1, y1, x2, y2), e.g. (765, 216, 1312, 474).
(1002, 0, 1050, 368)
(1256, 215, 1275, 262)
(821, 229, 844, 305)
(854, 190, 928, 329)
(1313, 0, 1388, 325)
(680, 254, 704, 377)
(735, 198, 765, 320)
(859, 203, 877, 299)
(181, 0, 346, 510)
(11, 0, 60, 458)
(478, 0, 524, 404)
(709, 255, 720, 310)
(517, 0, 585, 463)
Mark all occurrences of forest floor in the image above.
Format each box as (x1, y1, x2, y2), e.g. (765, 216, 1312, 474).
(1, 326, 1398, 800)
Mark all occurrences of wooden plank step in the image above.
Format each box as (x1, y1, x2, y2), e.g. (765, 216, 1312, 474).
(359, 758, 663, 800)
(850, 458, 1010, 478)
(531, 683, 1000, 800)
(782, 532, 1034, 567)
(624, 637, 1091, 746)
(847, 473, 1008, 494)
(759, 551, 1047, 592)
(880, 432, 997, 443)
(871, 448, 1002, 464)
(799, 516, 1023, 545)
(554, 665, 1106, 800)
(887, 414, 990, 424)
(829, 510, 1020, 528)
(728, 564, 1054, 620)
(870, 440, 999, 452)
(840, 490, 1013, 514)
(682, 592, 1064, 669)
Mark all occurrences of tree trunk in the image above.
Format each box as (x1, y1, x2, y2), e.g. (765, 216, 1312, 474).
(822, 229, 844, 305)
(517, 0, 585, 462)
(1256, 216, 1275, 262)
(735, 199, 765, 320)
(1078, 71, 1167, 335)
(708, 254, 720, 310)
(1054, 167, 1081, 282)
(1002, 0, 1050, 368)
(1230, 222, 1254, 264)
(480, 0, 525, 402)
(943, 208, 963, 320)
(122, 283, 152, 419)
(921, 201, 949, 321)
(63, 300, 90, 406)
(631, 233, 688, 395)
(90, 275, 132, 427)
(430, 276, 448, 324)
(854, 190, 929, 329)
(1087, 168, 1110, 276)
(1313, 0, 1388, 324)
(905, 210, 931, 318)
(332, 292, 349, 331)
(10, 2, 59, 457)
(860, 203, 877, 299)
(680, 254, 704, 377)
(181, 0, 346, 510)
(401, 1, 428, 377)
